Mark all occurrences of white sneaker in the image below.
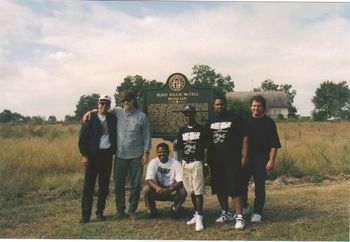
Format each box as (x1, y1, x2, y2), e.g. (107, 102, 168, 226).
(234, 214, 246, 230)
(251, 213, 262, 223)
(186, 214, 197, 225)
(195, 215, 204, 231)
(243, 206, 251, 215)
(216, 210, 234, 223)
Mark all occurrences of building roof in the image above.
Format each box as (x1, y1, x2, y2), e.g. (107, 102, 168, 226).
(226, 91, 291, 108)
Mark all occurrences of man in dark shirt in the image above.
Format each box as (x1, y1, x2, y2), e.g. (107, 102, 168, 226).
(78, 95, 117, 223)
(242, 95, 281, 223)
(206, 97, 248, 230)
(177, 104, 207, 231)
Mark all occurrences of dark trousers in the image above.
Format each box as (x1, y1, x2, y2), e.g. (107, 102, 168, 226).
(242, 153, 269, 215)
(142, 184, 187, 213)
(81, 149, 113, 219)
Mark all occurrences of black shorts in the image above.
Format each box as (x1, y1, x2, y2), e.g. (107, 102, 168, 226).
(209, 159, 243, 197)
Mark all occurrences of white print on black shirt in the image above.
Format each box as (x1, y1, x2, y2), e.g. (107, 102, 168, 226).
(182, 132, 200, 155)
(210, 122, 232, 144)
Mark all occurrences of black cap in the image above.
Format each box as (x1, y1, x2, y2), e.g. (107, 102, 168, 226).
(183, 104, 196, 113)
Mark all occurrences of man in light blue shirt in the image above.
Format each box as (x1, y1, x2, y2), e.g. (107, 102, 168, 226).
(112, 91, 151, 218)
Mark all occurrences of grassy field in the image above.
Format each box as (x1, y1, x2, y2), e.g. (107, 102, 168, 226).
(0, 121, 349, 240)
(0, 179, 348, 240)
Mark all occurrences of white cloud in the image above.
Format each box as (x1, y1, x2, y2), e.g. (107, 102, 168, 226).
(0, 1, 349, 119)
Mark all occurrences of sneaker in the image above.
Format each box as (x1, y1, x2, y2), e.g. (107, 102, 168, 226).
(234, 214, 246, 230)
(79, 217, 90, 224)
(96, 213, 107, 221)
(251, 213, 262, 223)
(115, 210, 126, 219)
(243, 206, 251, 215)
(216, 210, 234, 223)
(129, 210, 137, 220)
(195, 215, 204, 231)
(146, 209, 158, 219)
(186, 213, 197, 225)
(170, 205, 182, 219)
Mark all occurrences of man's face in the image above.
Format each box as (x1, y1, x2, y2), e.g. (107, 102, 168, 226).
(98, 101, 110, 114)
(251, 100, 264, 117)
(157, 146, 169, 163)
(184, 111, 195, 124)
(121, 96, 134, 111)
(214, 99, 225, 113)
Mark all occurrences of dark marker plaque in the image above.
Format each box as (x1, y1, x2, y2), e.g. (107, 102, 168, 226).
(144, 73, 213, 140)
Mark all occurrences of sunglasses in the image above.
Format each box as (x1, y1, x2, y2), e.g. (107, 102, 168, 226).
(100, 102, 110, 106)
(121, 98, 132, 103)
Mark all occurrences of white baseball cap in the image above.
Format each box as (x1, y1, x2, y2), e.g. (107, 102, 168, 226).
(99, 94, 112, 103)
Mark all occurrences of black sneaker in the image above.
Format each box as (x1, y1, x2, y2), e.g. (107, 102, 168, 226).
(79, 217, 90, 224)
(96, 213, 107, 221)
(115, 210, 126, 219)
(129, 210, 137, 220)
(146, 210, 158, 219)
(170, 205, 182, 219)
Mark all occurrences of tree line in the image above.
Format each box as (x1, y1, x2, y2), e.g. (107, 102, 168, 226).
(1, 65, 349, 123)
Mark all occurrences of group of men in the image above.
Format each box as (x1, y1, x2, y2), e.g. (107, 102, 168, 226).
(78, 90, 281, 232)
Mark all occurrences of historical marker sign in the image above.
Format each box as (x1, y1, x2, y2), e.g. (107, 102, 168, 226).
(144, 73, 213, 140)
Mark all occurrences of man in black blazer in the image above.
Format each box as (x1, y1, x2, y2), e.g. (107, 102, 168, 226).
(78, 94, 117, 223)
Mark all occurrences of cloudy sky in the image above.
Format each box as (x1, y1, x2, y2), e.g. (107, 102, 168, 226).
(0, 1, 349, 120)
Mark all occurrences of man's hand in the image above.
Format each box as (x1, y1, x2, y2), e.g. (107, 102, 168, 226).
(241, 156, 248, 168)
(82, 156, 89, 167)
(266, 160, 274, 171)
(82, 111, 92, 123)
(141, 152, 150, 165)
(203, 163, 210, 178)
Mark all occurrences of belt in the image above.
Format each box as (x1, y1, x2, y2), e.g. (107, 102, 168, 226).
(183, 158, 200, 164)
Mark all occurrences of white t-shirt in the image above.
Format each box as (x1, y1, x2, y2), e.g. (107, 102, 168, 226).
(145, 157, 183, 187)
(98, 114, 111, 149)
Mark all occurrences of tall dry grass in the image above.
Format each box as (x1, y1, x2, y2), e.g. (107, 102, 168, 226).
(0, 124, 82, 197)
(272, 121, 350, 179)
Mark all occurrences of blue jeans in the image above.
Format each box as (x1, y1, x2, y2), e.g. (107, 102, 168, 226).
(114, 157, 143, 213)
(242, 153, 269, 215)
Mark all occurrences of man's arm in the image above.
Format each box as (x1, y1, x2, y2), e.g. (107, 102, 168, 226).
(241, 136, 248, 167)
(146, 179, 163, 193)
(266, 147, 278, 171)
(141, 115, 151, 165)
(82, 107, 116, 123)
(78, 122, 90, 166)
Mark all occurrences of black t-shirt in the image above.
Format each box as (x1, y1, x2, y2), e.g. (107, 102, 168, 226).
(177, 123, 205, 162)
(206, 111, 248, 162)
(247, 115, 281, 153)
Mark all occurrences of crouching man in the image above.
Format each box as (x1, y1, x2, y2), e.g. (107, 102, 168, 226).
(142, 143, 187, 219)
(78, 95, 116, 223)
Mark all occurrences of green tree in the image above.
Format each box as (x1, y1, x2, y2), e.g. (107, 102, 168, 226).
(114, 75, 163, 110)
(0, 109, 25, 123)
(64, 114, 76, 123)
(312, 81, 350, 120)
(74, 94, 100, 121)
(226, 100, 250, 118)
(48, 115, 57, 123)
(190, 65, 234, 97)
(254, 79, 297, 118)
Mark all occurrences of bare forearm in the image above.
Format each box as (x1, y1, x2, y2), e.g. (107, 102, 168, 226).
(269, 148, 278, 162)
(241, 136, 248, 159)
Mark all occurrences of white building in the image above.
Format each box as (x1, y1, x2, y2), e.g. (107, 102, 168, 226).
(226, 91, 291, 119)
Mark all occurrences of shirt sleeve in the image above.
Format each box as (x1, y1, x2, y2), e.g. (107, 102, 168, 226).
(78, 120, 91, 156)
(238, 114, 249, 138)
(270, 120, 282, 149)
(145, 159, 157, 180)
(142, 114, 152, 153)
